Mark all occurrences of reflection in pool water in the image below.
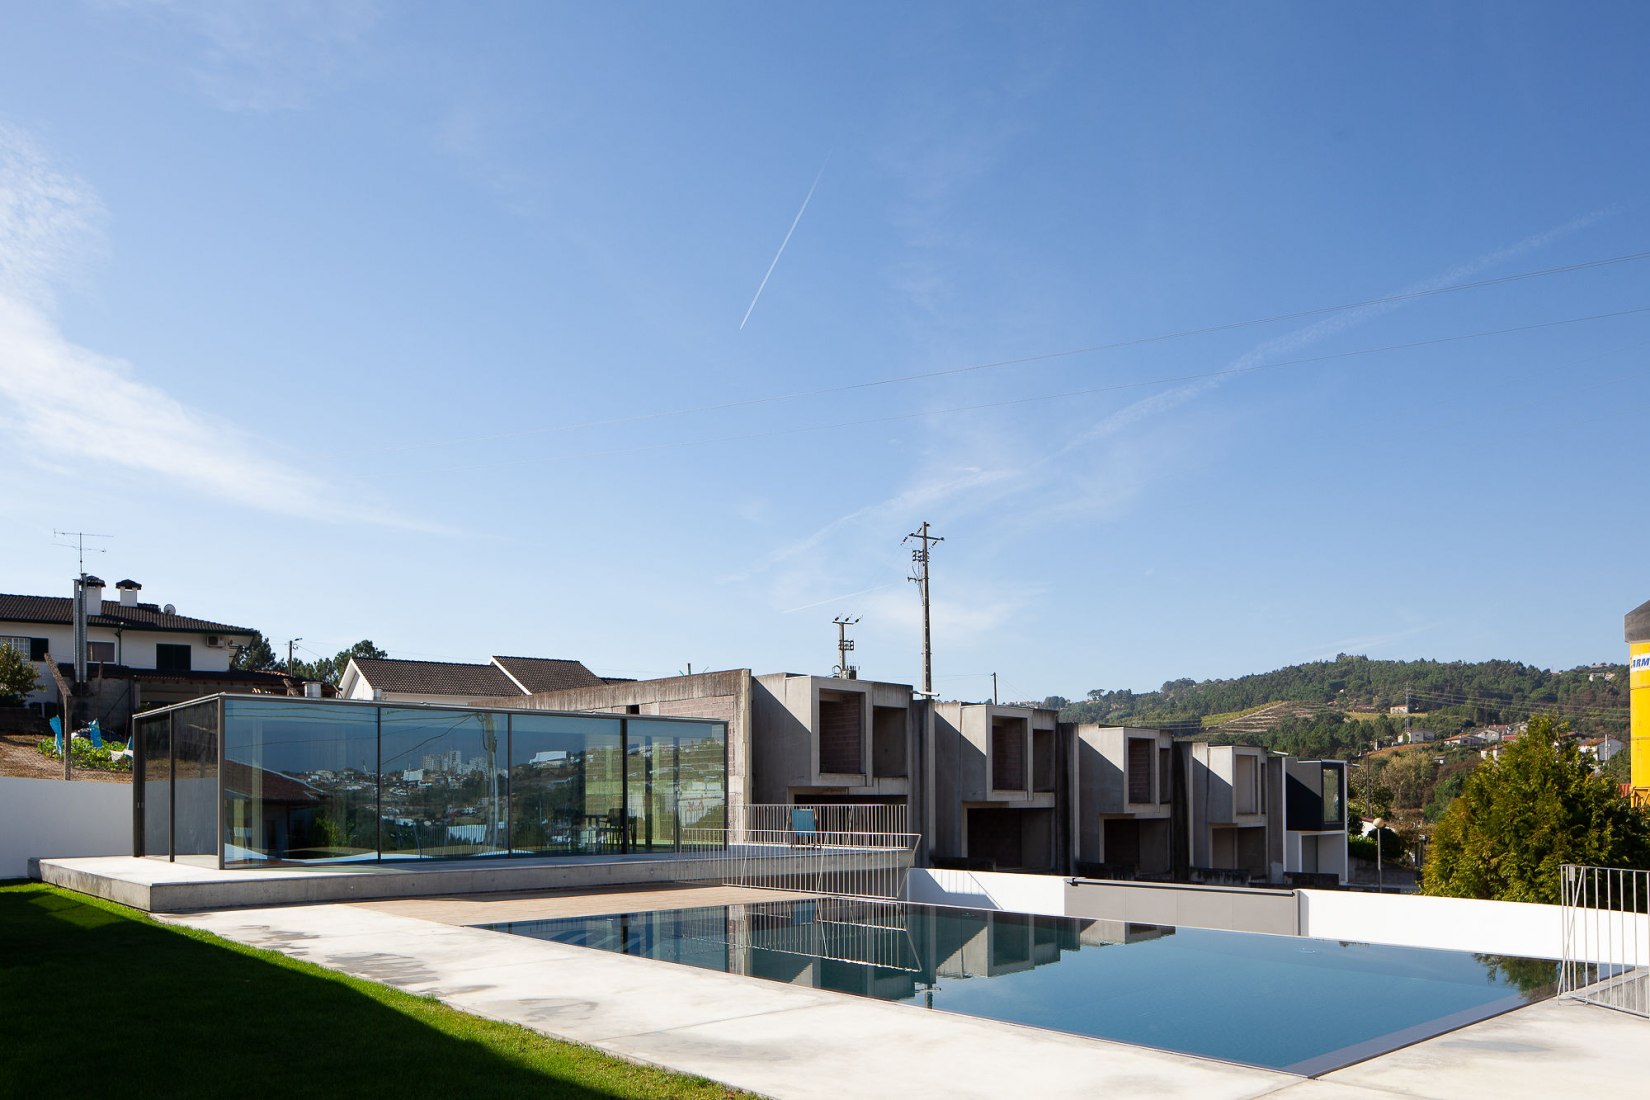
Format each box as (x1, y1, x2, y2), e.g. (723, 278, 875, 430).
(483, 897, 1557, 1074)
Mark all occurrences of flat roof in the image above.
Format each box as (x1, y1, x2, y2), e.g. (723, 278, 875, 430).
(129, 692, 729, 728)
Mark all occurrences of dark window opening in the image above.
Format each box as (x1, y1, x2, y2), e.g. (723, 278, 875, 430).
(818, 693, 862, 774)
(156, 643, 192, 672)
(1127, 738, 1153, 803)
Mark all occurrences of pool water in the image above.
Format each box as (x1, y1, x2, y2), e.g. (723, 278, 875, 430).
(482, 897, 1556, 1075)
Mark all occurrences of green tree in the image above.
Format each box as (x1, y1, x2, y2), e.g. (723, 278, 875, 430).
(0, 645, 40, 705)
(1386, 749, 1437, 809)
(287, 639, 389, 687)
(1423, 715, 1650, 903)
(230, 631, 281, 672)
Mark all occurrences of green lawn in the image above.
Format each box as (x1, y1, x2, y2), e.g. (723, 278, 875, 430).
(0, 882, 746, 1099)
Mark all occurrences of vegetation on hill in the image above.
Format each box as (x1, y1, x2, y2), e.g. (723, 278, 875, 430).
(1423, 716, 1650, 904)
(1055, 653, 1628, 746)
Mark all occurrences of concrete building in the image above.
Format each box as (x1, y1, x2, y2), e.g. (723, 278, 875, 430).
(1277, 757, 1349, 884)
(1070, 725, 1175, 879)
(1184, 742, 1271, 883)
(470, 668, 930, 857)
(928, 702, 1065, 872)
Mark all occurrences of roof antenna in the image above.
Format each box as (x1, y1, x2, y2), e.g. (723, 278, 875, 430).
(53, 530, 112, 575)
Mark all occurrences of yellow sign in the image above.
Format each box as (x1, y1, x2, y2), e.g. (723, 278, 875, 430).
(1633, 642, 1650, 794)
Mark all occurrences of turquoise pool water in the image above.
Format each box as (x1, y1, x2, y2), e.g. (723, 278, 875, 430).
(482, 897, 1555, 1075)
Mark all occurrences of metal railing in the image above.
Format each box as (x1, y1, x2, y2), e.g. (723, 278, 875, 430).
(1559, 864, 1650, 1017)
(677, 803, 918, 900)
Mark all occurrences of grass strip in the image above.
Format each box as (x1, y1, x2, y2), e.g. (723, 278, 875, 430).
(0, 882, 749, 1099)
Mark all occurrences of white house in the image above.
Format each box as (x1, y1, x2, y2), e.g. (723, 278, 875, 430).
(0, 576, 287, 732)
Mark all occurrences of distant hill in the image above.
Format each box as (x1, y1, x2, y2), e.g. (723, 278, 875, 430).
(1053, 654, 1628, 759)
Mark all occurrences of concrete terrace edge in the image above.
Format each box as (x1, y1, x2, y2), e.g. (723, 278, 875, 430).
(35, 855, 734, 913)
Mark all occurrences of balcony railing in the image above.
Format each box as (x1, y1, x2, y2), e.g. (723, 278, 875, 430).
(1560, 864, 1650, 1018)
(676, 803, 918, 900)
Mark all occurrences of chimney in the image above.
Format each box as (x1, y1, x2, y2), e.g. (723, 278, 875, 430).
(82, 576, 105, 618)
(115, 579, 142, 608)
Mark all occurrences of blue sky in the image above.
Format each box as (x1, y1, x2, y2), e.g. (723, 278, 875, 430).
(2, 2, 1648, 700)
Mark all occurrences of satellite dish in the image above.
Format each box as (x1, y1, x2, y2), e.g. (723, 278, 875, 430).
(163, 603, 176, 615)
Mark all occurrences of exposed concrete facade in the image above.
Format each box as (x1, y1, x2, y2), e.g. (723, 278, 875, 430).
(929, 702, 1065, 871)
(1184, 742, 1272, 882)
(1070, 725, 1175, 878)
(476, 668, 931, 857)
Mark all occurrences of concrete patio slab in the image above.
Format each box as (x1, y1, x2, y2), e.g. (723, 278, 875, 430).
(155, 893, 1650, 1100)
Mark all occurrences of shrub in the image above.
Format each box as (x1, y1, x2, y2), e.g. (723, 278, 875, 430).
(35, 736, 132, 772)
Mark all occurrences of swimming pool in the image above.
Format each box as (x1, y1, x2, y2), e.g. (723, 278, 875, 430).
(482, 896, 1557, 1075)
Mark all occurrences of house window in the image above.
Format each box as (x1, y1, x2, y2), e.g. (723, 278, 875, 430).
(87, 640, 116, 664)
(30, 637, 48, 661)
(1126, 738, 1154, 803)
(1159, 746, 1173, 803)
(1320, 765, 1344, 825)
(0, 636, 30, 660)
(156, 644, 193, 672)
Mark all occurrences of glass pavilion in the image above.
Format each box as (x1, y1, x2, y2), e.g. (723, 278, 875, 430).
(133, 694, 726, 867)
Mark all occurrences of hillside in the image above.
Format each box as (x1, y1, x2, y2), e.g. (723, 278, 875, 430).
(1052, 654, 1629, 758)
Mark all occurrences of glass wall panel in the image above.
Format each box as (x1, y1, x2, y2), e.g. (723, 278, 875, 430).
(380, 708, 507, 860)
(172, 701, 219, 857)
(222, 699, 379, 866)
(627, 719, 726, 855)
(137, 713, 170, 858)
(508, 713, 622, 855)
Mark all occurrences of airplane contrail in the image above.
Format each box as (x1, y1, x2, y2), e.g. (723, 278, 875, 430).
(740, 157, 829, 330)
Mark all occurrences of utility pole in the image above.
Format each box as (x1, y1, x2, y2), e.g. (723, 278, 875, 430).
(288, 638, 302, 668)
(902, 521, 943, 696)
(992, 672, 999, 705)
(832, 616, 859, 679)
(53, 530, 110, 778)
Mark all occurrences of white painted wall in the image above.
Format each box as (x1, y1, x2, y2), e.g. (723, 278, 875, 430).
(3, 621, 239, 705)
(1300, 888, 1646, 963)
(906, 867, 1068, 917)
(0, 777, 132, 879)
(910, 869, 1645, 966)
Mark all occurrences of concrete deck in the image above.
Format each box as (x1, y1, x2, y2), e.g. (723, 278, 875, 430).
(35, 853, 745, 912)
(155, 889, 1650, 1100)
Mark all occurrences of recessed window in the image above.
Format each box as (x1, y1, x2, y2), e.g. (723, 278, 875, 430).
(156, 643, 192, 672)
(87, 640, 115, 664)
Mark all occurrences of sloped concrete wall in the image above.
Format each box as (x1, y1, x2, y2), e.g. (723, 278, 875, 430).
(1, 777, 130, 879)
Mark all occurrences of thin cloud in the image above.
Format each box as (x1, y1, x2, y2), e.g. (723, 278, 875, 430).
(103, 0, 383, 112)
(0, 123, 426, 529)
(740, 157, 829, 330)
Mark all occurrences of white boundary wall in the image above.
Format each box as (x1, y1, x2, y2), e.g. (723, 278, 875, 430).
(0, 777, 131, 879)
(906, 868, 1068, 916)
(909, 870, 1631, 963)
(1297, 888, 1566, 958)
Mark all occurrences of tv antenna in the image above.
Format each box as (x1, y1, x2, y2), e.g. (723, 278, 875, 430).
(53, 530, 112, 574)
(832, 615, 860, 678)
